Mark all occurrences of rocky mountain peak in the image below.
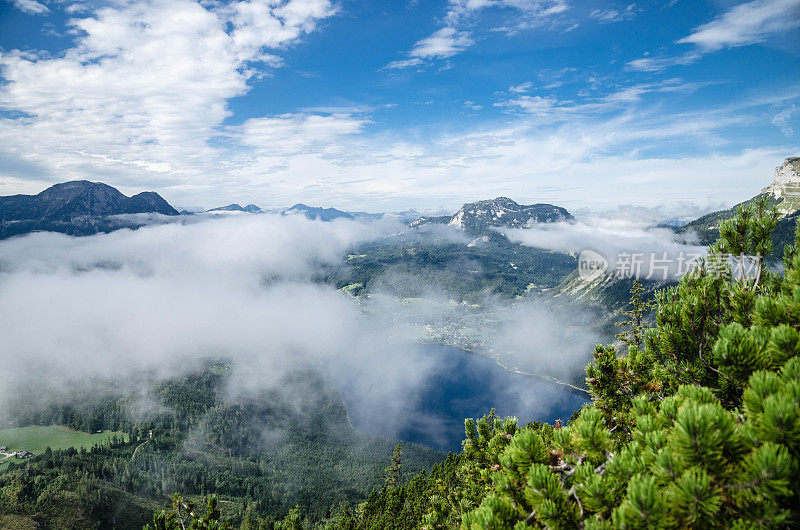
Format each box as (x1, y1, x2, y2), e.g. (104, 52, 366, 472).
(0, 180, 178, 239)
(491, 197, 518, 208)
(447, 197, 573, 233)
(37, 180, 120, 200)
(35, 180, 127, 217)
(761, 157, 800, 211)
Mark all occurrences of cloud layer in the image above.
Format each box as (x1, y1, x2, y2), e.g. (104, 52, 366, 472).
(0, 215, 588, 446)
(502, 216, 707, 280)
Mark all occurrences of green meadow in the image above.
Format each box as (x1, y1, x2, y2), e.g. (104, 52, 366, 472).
(0, 425, 125, 471)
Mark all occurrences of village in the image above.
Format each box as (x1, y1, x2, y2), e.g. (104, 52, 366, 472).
(0, 445, 33, 460)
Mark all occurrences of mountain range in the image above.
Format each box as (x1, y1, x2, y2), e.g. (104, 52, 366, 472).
(3, 161, 798, 384)
(0, 180, 178, 239)
(4, 158, 799, 255)
(205, 201, 389, 221)
(326, 197, 580, 303)
(0, 180, 582, 241)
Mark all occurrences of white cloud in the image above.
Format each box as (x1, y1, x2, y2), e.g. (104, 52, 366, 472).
(235, 113, 367, 154)
(0, 213, 394, 281)
(0, 214, 430, 437)
(496, 95, 563, 115)
(146, 85, 796, 210)
(386, 27, 474, 69)
(64, 3, 89, 15)
(494, 79, 705, 117)
(604, 78, 704, 103)
(491, 302, 599, 379)
(628, 0, 799, 74)
(445, 0, 569, 24)
(501, 218, 706, 280)
(625, 52, 701, 72)
(11, 0, 49, 15)
(225, 105, 792, 212)
(0, 0, 336, 191)
(409, 27, 475, 58)
(76, 151, 174, 173)
(0, 214, 584, 441)
(589, 3, 636, 24)
(384, 57, 425, 70)
(772, 106, 796, 136)
(509, 81, 533, 93)
(386, 0, 568, 69)
(677, 0, 800, 51)
(227, 0, 337, 60)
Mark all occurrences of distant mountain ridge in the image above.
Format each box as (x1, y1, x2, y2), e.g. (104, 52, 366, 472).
(207, 203, 262, 213)
(285, 203, 382, 222)
(411, 197, 573, 234)
(0, 180, 178, 239)
(393, 209, 424, 223)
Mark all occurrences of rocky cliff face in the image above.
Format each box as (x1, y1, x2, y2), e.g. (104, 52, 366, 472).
(761, 157, 800, 212)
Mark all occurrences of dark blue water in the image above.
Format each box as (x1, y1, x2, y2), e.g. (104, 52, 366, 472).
(347, 343, 589, 451)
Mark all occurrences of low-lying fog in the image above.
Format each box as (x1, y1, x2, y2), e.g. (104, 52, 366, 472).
(0, 212, 696, 449)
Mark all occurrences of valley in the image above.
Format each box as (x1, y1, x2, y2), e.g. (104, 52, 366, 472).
(1, 158, 799, 528)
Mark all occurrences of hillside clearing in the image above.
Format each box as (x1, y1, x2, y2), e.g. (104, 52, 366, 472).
(0, 425, 126, 471)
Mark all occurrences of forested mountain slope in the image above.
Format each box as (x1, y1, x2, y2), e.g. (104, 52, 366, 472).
(325, 197, 578, 302)
(0, 365, 441, 528)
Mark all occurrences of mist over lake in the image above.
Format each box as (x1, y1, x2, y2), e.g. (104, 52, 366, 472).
(349, 344, 589, 451)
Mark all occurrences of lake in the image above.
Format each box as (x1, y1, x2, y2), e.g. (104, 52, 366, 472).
(343, 343, 590, 451)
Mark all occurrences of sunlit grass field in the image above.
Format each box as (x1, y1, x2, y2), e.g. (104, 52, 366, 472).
(0, 425, 125, 471)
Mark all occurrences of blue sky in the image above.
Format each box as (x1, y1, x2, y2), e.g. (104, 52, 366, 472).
(0, 0, 798, 212)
